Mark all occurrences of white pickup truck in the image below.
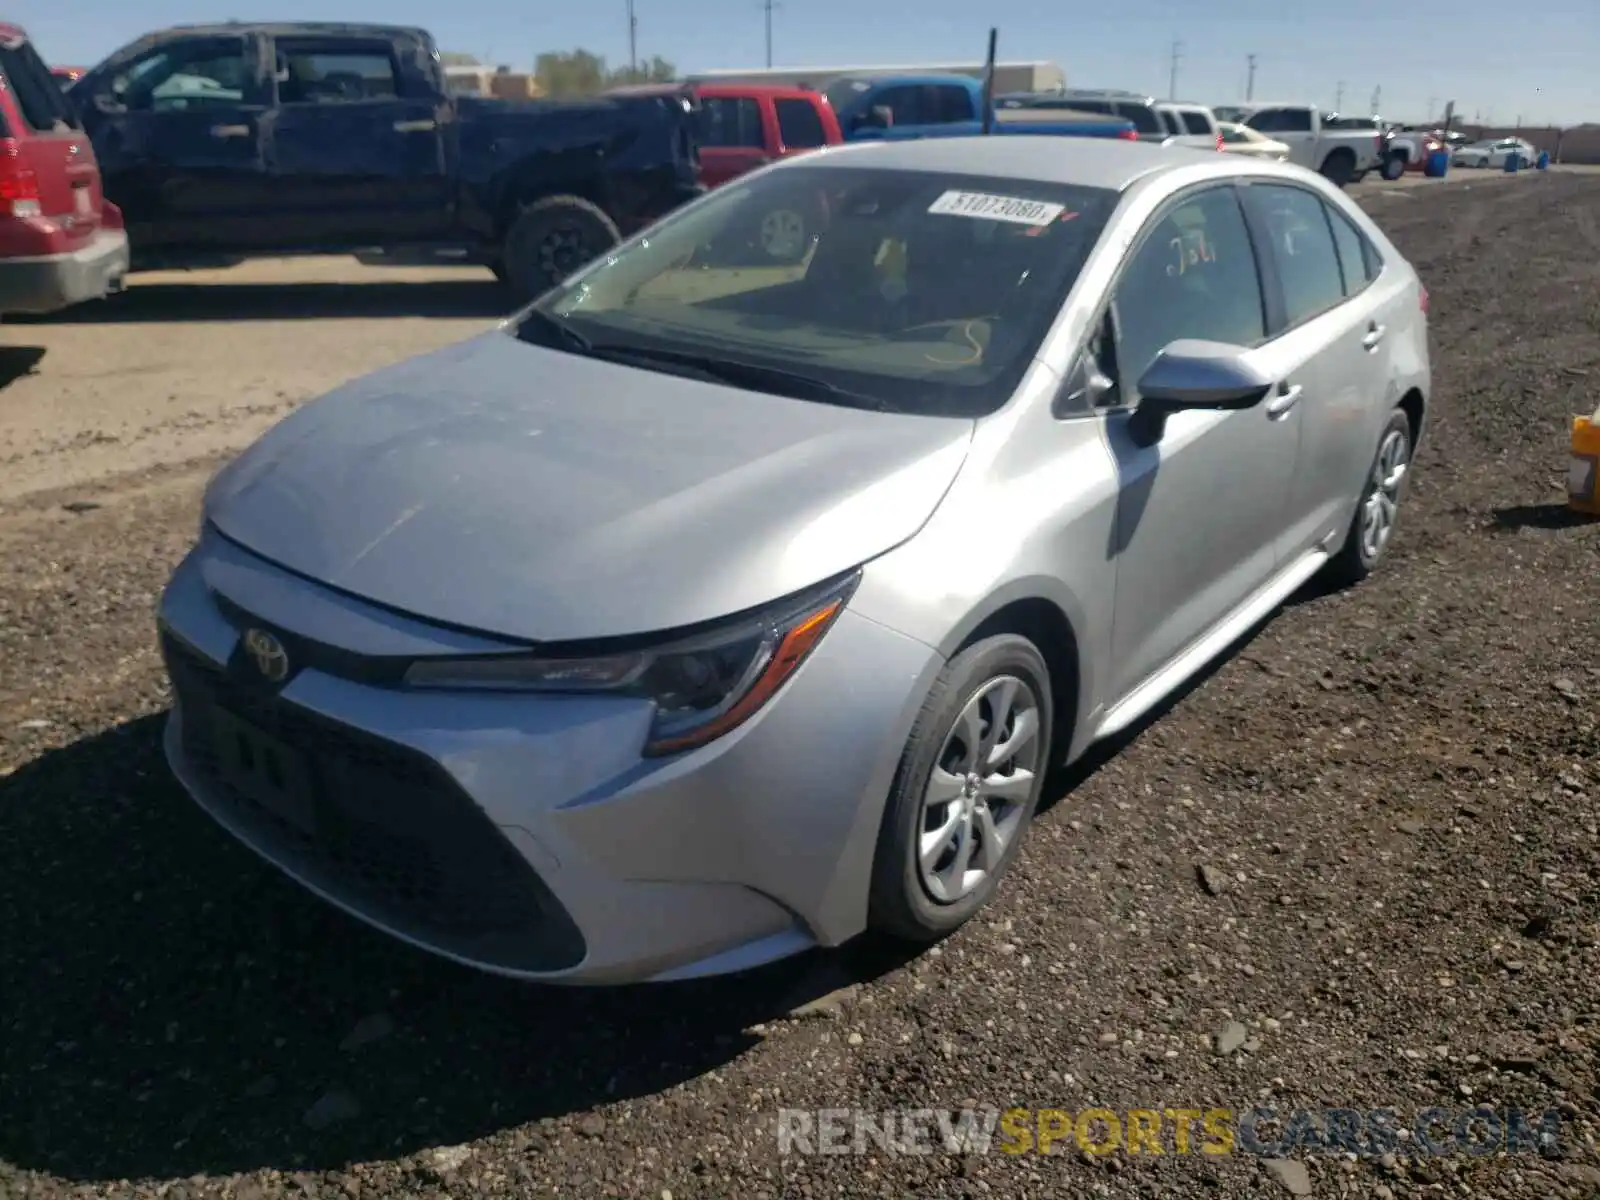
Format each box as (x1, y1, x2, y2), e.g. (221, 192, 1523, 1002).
(1212, 103, 1384, 185)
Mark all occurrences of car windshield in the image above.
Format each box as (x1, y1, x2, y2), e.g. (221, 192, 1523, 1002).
(512, 165, 1118, 418)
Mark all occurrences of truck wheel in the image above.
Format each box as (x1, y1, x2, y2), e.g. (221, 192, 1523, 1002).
(502, 196, 622, 302)
(1319, 149, 1356, 187)
(1381, 151, 1407, 181)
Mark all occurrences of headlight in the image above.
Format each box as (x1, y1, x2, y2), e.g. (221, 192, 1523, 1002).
(403, 572, 860, 756)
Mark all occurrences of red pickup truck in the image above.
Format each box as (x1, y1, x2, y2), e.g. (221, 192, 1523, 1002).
(607, 83, 844, 188)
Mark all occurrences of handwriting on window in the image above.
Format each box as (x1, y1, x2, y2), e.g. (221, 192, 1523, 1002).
(1167, 228, 1217, 277)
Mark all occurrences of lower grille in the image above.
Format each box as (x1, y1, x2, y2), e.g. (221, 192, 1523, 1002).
(160, 630, 586, 973)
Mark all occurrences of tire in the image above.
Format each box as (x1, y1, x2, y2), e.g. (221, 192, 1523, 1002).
(1381, 151, 1407, 181)
(868, 634, 1054, 943)
(501, 195, 621, 303)
(1319, 149, 1356, 187)
(1323, 407, 1413, 588)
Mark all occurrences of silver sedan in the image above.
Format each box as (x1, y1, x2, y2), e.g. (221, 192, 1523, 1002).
(157, 137, 1431, 984)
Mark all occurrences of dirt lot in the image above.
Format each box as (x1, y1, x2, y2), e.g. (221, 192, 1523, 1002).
(1, 169, 1598, 1200)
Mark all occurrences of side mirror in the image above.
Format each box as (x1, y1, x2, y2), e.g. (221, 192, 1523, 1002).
(1130, 339, 1272, 443)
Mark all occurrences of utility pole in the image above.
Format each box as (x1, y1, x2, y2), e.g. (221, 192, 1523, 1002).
(1244, 53, 1257, 102)
(1426, 94, 1436, 120)
(1369, 85, 1381, 116)
(763, 0, 776, 68)
(1334, 81, 1344, 110)
(625, 0, 637, 73)
(1167, 39, 1182, 100)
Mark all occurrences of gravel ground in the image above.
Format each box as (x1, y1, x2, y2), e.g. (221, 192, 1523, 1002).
(2, 170, 1599, 1200)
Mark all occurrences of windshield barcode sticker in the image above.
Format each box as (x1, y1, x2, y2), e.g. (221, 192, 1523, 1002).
(927, 190, 1067, 226)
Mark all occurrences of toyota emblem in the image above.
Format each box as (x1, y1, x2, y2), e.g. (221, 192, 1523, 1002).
(242, 628, 290, 682)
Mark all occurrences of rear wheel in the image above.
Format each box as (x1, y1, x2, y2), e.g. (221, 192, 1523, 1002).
(868, 634, 1053, 942)
(1381, 150, 1407, 181)
(1324, 407, 1413, 588)
(501, 195, 621, 303)
(1319, 149, 1356, 187)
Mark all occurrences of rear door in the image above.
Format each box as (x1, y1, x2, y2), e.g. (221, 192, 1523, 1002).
(1240, 181, 1390, 559)
(0, 31, 101, 250)
(76, 33, 275, 254)
(694, 93, 771, 186)
(264, 34, 451, 245)
(1245, 107, 1315, 167)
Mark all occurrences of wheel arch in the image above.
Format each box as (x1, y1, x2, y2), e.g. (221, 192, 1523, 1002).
(937, 580, 1095, 765)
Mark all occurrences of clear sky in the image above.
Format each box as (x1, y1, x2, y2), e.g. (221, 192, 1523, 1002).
(22, 0, 1598, 127)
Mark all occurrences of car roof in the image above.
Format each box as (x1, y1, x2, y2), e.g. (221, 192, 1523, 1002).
(790, 135, 1254, 192)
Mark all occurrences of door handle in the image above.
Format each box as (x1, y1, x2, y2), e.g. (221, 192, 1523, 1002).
(393, 118, 438, 133)
(210, 124, 251, 138)
(1361, 323, 1387, 350)
(1265, 383, 1302, 418)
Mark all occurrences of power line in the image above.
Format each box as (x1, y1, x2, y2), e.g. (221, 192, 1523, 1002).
(1167, 39, 1182, 100)
(1244, 53, 1257, 102)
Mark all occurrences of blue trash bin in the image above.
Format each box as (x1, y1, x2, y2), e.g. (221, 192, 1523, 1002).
(1538, 151, 1551, 170)
(1425, 148, 1451, 177)
(1504, 152, 1522, 173)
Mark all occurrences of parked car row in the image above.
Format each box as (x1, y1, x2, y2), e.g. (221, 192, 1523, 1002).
(1452, 136, 1539, 169)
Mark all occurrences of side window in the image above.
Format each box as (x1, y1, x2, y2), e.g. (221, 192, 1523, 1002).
(1106, 187, 1267, 400)
(0, 40, 79, 131)
(1246, 109, 1285, 133)
(1119, 103, 1165, 135)
(1181, 110, 1214, 136)
(929, 85, 975, 123)
(1326, 203, 1378, 296)
(1249, 184, 1346, 325)
(1066, 99, 1114, 116)
(774, 97, 827, 148)
(112, 38, 256, 112)
(1158, 109, 1181, 135)
(1281, 109, 1313, 133)
(698, 96, 765, 147)
(274, 43, 400, 103)
(875, 86, 923, 126)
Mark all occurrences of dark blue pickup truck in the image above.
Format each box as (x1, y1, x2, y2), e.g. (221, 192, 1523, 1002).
(66, 23, 704, 298)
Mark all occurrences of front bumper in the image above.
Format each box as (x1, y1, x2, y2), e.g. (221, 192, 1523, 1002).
(157, 530, 941, 984)
(0, 227, 128, 315)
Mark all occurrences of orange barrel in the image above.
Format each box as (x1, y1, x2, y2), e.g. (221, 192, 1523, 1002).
(1571, 410, 1600, 515)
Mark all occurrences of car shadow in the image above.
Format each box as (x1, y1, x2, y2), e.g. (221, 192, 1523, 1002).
(1490, 502, 1596, 532)
(8, 280, 511, 326)
(0, 712, 918, 1182)
(0, 343, 46, 388)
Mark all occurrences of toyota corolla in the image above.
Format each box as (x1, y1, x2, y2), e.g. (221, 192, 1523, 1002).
(157, 137, 1429, 984)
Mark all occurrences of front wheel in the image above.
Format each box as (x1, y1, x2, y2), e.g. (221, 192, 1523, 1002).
(1319, 151, 1356, 187)
(1323, 408, 1413, 588)
(501, 195, 621, 303)
(1381, 151, 1407, 181)
(868, 634, 1053, 943)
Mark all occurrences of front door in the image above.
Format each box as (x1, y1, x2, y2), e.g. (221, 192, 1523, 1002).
(76, 33, 275, 255)
(1096, 183, 1303, 702)
(263, 35, 451, 246)
(694, 93, 771, 187)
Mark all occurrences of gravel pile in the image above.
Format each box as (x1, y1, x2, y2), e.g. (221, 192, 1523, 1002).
(1, 172, 1598, 1199)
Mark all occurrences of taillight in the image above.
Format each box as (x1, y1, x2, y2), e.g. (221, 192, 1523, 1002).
(1418, 284, 1429, 314)
(0, 138, 40, 218)
(1119, 128, 1138, 141)
(1215, 131, 1224, 151)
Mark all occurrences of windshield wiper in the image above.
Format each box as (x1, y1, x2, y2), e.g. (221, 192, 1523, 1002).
(515, 308, 593, 354)
(584, 343, 897, 412)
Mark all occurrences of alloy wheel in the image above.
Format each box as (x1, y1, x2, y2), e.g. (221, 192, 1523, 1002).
(918, 675, 1042, 904)
(1360, 426, 1410, 562)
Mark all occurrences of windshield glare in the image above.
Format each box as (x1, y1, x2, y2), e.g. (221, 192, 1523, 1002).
(515, 166, 1117, 417)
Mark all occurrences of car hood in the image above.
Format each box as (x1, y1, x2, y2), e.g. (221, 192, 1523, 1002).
(203, 330, 974, 643)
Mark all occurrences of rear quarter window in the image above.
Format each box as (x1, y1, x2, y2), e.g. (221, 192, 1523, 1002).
(1181, 110, 1214, 135)
(1118, 102, 1164, 134)
(0, 40, 79, 132)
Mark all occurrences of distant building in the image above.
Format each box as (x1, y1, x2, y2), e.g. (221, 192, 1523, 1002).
(685, 61, 1065, 96)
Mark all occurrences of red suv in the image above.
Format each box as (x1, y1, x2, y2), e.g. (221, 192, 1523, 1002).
(0, 26, 126, 315)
